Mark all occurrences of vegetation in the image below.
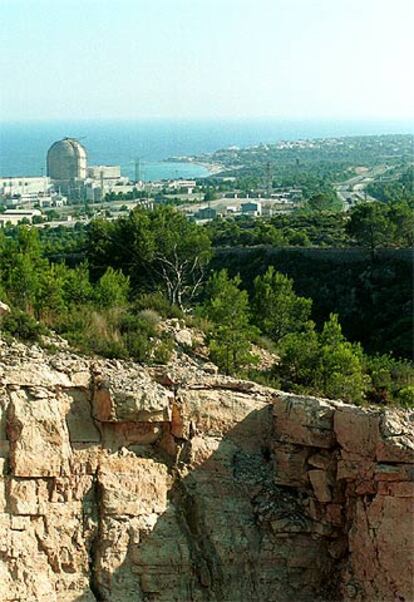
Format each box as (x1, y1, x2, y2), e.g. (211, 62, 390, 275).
(366, 167, 414, 204)
(0, 200, 412, 407)
(86, 206, 212, 307)
(192, 134, 413, 203)
(211, 246, 412, 360)
(347, 201, 414, 254)
(201, 270, 258, 374)
(0, 225, 176, 364)
(252, 267, 312, 343)
(274, 314, 368, 404)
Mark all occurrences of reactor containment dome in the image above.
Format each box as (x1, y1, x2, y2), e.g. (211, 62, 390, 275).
(47, 138, 88, 183)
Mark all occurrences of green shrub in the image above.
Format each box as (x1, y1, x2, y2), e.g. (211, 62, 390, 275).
(202, 270, 259, 375)
(118, 312, 158, 362)
(1, 309, 47, 342)
(134, 292, 183, 319)
(364, 353, 414, 405)
(136, 309, 161, 326)
(274, 315, 369, 404)
(94, 267, 130, 308)
(152, 336, 174, 364)
(396, 386, 414, 408)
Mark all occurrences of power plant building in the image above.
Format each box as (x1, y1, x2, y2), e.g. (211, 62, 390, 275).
(46, 137, 124, 201)
(87, 165, 121, 181)
(46, 138, 87, 199)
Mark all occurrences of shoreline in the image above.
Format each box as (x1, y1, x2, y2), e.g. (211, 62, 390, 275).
(163, 157, 226, 176)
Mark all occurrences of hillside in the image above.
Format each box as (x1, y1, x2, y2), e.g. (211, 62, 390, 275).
(0, 329, 413, 601)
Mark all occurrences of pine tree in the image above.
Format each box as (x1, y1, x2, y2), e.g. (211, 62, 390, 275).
(253, 267, 312, 343)
(202, 270, 257, 375)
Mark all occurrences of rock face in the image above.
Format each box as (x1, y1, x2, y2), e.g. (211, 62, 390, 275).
(0, 336, 412, 601)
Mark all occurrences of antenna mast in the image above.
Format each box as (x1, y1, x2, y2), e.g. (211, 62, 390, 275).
(134, 158, 140, 183)
(266, 161, 272, 198)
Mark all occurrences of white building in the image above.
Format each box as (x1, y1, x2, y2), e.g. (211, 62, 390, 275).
(36, 194, 67, 208)
(0, 209, 42, 227)
(168, 179, 196, 194)
(0, 176, 51, 198)
(241, 201, 262, 216)
(88, 165, 122, 181)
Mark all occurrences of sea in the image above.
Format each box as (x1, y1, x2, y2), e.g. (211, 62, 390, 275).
(0, 119, 413, 181)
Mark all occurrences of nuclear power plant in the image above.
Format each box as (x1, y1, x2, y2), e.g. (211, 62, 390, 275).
(46, 137, 125, 201)
(46, 137, 88, 199)
(47, 137, 88, 183)
(0, 137, 140, 222)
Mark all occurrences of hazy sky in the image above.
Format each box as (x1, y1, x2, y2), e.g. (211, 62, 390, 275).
(1, 0, 413, 121)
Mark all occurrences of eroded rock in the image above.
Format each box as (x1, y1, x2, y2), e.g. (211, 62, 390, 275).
(0, 334, 411, 601)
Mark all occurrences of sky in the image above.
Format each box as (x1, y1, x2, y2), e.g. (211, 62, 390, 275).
(1, 0, 413, 121)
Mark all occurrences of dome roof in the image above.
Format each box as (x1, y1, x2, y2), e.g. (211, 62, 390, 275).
(47, 138, 87, 181)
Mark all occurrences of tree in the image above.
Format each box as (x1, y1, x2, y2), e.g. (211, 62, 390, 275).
(275, 314, 369, 403)
(347, 202, 395, 256)
(62, 263, 94, 305)
(253, 267, 312, 343)
(276, 323, 320, 389)
(307, 193, 340, 212)
(387, 201, 414, 247)
(316, 314, 368, 403)
(94, 267, 130, 308)
(203, 189, 218, 202)
(7, 253, 39, 310)
(149, 207, 212, 308)
(285, 230, 311, 247)
(34, 264, 66, 320)
(202, 270, 257, 374)
(86, 207, 212, 308)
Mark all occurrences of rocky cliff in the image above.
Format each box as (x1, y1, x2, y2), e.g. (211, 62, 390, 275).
(0, 332, 413, 601)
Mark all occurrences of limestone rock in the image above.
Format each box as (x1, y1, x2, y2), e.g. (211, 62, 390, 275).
(93, 362, 173, 422)
(273, 393, 337, 448)
(0, 301, 11, 317)
(0, 332, 411, 602)
(334, 405, 381, 458)
(7, 388, 72, 477)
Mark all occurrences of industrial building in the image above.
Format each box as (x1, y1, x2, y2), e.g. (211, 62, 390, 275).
(46, 138, 88, 200)
(46, 138, 125, 202)
(0, 176, 66, 210)
(47, 138, 87, 182)
(87, 165, 121, 181)
(0, 209, 42, 227)
(241, 201, 262, 216)
(0, 176, 51, 197)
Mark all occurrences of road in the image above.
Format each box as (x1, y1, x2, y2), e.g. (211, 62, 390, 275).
(335, 165, 389, 210)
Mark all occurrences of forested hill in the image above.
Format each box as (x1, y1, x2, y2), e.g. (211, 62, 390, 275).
(186, 134, 414, 180)
(0, 206, 413, 408)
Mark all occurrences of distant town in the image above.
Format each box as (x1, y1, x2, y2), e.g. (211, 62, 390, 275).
(0, 134, 412, 228)
(0, 136, 305, 228)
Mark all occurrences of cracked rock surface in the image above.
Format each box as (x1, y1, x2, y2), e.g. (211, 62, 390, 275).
(0, 335, 413, 601)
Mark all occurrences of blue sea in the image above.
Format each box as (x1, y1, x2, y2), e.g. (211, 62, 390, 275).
(0, 119, 413, 181)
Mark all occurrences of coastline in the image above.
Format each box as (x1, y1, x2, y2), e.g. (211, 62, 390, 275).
(163, 157, 225, 176)
(196, 161, 225, 176)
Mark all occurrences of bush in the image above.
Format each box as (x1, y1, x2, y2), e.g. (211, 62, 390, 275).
(136, 309, 161, 326)
(119, 313, 157, 361)
(94, 268, 130, 309)
(364, 353, 414, 405)
(1, 309, 47, 342)
(202, 270, 258, 375)
(152, 336, 174, 364)
(253, 267, 312, 343)
(396, 386, 414, 408)
(274, 315, 369, 404)
(133, 292, 184, 319)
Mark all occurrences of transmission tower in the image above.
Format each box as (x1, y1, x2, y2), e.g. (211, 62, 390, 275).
(134, 158, 141, 183)
(266, 161, 272, 198)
